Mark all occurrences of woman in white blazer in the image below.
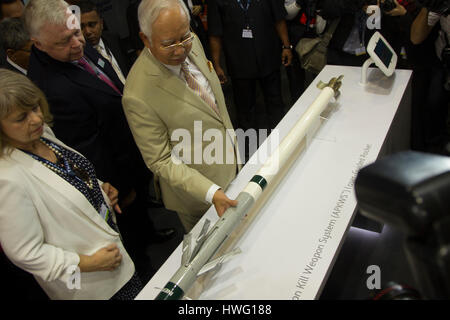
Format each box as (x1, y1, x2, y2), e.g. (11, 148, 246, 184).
(0, 69, 141, 300)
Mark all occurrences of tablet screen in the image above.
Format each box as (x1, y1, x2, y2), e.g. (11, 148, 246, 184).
(374, 39, 393, 68)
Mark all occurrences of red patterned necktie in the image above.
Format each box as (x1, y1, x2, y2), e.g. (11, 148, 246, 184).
(181, 62, 220, 116)
(77, 57, 122, 96)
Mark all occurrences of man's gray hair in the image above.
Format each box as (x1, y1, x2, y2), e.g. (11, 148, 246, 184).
(138, 0, 190, 41)
(0, 17, 30, 50)
(23, 0, 70, 39)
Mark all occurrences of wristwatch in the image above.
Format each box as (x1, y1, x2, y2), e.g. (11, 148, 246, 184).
(282, 44, 293, 50)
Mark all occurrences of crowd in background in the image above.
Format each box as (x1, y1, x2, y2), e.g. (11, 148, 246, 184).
(0, 0, 448, 300)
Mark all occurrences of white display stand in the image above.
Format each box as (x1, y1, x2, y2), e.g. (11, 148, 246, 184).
(136, 65, 412, 300)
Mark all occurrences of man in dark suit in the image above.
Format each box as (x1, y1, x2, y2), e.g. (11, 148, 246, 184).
(78, 0, 132, 84)
(23, 0, 174, 282)
(0, 17, 32, 74)
(0, 0, 25, 68)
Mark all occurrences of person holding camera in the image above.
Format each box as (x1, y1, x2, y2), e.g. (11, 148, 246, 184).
(410, 0, 449, 154)
(411, 0, 449, 63)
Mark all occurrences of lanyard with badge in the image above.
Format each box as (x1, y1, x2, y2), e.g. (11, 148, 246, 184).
(21, 139, 113, 224)
(237, 0, 253, 38)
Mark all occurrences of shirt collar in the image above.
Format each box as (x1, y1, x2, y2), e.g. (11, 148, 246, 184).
(6, 56, 27, 75)
(147, 47, 189, 76)
(96, 38, 106, 53)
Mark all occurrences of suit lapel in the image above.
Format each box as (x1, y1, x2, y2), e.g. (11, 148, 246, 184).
(188, 40, 228, 122)
(9, 134, 118, 236)
(64, 44, 123, 97)
(143, 48, 222, 122)
(101, 33, 130, 77)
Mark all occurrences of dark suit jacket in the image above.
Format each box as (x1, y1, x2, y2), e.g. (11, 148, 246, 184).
(0, 47, 6, 67)
(101, 31, 133, 77)
(27, 43, 144, 196)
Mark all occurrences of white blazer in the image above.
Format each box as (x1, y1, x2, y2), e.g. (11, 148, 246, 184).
(0, 126, 135, 300)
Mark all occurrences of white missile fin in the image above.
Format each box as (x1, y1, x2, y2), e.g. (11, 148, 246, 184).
(197, 247, 242, 277)
(181, 233, 192, 266)
(189, 219, 211, 262)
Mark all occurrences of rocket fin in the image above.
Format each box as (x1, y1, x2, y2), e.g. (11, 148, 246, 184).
(181, 233, 193, 266)
(197, 247, 242, 277)
(189, 219, 211, 262)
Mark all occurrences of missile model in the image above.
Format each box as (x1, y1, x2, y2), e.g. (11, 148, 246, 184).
(155, 75, 344, 300)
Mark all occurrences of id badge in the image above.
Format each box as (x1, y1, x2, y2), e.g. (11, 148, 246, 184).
(100, 203, 110, 221)
(242, 28, 253, 39)
(98, 58, 105, 68)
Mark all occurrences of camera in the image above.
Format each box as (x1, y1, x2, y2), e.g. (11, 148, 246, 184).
(355, 151, 450, 299)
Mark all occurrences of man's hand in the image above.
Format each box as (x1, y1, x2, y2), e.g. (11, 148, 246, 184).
(282, 48, 293, 66)
(214, 65, 228, 84)
(212, 189, 238, 217)
(101, 182, 122, 214)
(384, 0, 407, 16)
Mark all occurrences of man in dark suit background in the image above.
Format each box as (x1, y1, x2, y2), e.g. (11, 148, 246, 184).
(0, 0, 23, 20)
(78, 0, 132, 84)
(0, 17, 32, 74)
(182, 0, 209, 58)
(23, 0, 174, 283)
(0, 0, 25, 68)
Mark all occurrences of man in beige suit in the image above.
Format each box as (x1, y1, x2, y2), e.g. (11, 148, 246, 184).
(122, 0, 240, 233)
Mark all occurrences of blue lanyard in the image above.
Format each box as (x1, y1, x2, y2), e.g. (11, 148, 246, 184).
(236, 0, 250, 11)
(22, 139, 87, 187)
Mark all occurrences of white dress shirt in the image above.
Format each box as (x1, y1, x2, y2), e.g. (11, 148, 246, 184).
(6, 56, 27, 75)
(95, 38, 126, 84)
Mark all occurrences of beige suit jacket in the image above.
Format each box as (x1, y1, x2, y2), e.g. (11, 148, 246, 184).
(122, 36, 240, 229)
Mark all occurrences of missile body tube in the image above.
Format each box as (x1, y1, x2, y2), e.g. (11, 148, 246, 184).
(155, 85, 338, 300)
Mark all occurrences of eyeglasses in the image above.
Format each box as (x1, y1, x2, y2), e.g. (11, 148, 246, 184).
(160, 33, 194, 51)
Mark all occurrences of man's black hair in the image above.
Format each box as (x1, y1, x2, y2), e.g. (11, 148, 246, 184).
(0, 0, 24, 20)
(77, 0, 99, 15)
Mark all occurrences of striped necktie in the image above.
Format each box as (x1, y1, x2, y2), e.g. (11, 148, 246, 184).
(77, 57, 122, 96)
(181, 62, 220, 116)
(95, 44, 126, 85)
